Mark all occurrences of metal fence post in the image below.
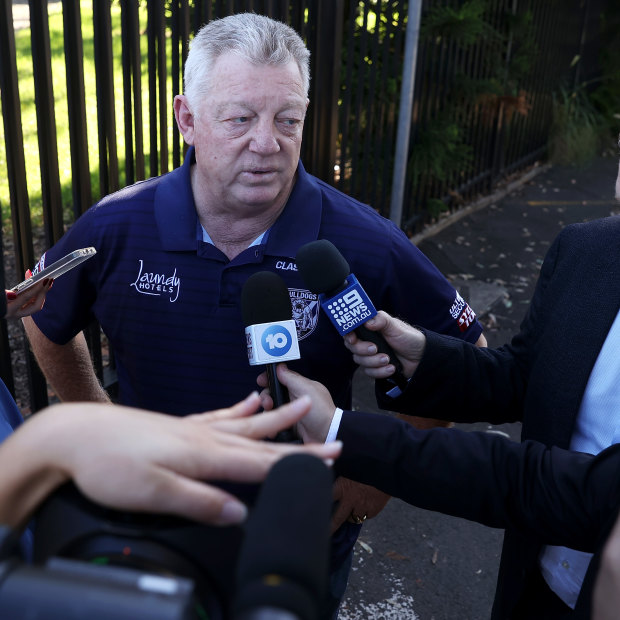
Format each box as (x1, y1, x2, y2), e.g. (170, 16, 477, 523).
(389, 0, 422, 227)
(305, 0, 344, 184)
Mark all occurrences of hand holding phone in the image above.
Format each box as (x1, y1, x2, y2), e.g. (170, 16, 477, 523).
(5, 277, 53, 319)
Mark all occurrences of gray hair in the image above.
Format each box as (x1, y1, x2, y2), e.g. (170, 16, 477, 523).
(184, 13, 310, 113)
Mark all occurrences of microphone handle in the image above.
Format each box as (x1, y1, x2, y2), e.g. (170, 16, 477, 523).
(266, 364, 289, 408)
(266, 364, 299, 443)
(354, 324, 409, 391)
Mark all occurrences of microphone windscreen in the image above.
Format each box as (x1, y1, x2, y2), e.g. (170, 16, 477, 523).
(295, 240, 350, 295)
(234, 454, 332, 620)
(241, 271, 293, 327)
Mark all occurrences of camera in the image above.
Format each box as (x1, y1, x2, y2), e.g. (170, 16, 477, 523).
(0, 481, 253, 619)
(0, 455, 332, 620)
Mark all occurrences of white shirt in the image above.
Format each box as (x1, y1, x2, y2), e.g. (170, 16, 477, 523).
(539, 308, 620, 608)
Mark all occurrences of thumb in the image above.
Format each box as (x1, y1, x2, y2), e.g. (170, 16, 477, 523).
(275, 363, 297, 392)
(364, 310, 391, 333)
(275, 364, 316, 402)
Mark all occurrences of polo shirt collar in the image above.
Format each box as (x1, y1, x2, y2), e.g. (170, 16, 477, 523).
(155, 147, 199, 251)
(263, 160, 322, 258)
(155, 147, 322, 255)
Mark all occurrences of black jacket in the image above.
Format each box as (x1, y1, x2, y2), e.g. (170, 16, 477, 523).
(335, 411, 620, 618)
(370, 216, 620, 618)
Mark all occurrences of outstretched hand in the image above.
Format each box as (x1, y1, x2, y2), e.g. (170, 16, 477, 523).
(0, 394, 341, 530)
(343, 310, 426, 380)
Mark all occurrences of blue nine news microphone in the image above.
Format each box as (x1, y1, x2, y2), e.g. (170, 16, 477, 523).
(241, 271, 301, 441)
(295, 239, 408, 391)
(233, 454, 332, 620)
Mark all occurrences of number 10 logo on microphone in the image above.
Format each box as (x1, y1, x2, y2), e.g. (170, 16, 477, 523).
(245, 319, 301, 365)
(261, 325, 293, 357)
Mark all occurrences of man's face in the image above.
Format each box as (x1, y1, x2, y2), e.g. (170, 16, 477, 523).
(180, 53, 308, 215)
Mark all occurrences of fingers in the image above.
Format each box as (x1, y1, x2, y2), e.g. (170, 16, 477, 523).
(188, 392, 262, 423)
(344, 312, 389, 348)
(275, 364, 320, 400)
(358, 311, 390, 334)
(345, 311, 423, 379)
(258, 388, 274, 411)
(345, 342, 396, 379)
(329, 477, 391, 533)
(298, 441, 342, 463)
(142, 473, 251, 526)
(120, 442, 341, 526)
(202, 435, 342, 482)
(208, 395, 312, 438)
(255, 372, 274, 410)
(5, 279, 53, 319)
(79, 467, 251, 526)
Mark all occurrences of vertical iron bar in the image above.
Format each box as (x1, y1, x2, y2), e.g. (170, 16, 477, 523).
(156, 0, 168, 174)
(93, 0, 119, 197)
(306, 0, 344, 183)
(121, 0, 135, 186)
(28, 0, 64, 247)
(147, 0, 159, 176)
(0, 0, 47, 408)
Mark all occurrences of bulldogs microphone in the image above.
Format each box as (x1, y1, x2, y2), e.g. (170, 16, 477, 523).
(233, 454, 332, 620)
(295, 239, 408, 391)
(241, 272, 301, 441)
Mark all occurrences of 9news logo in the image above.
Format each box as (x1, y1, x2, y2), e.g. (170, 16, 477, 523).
(260, 324, 293, 357)
(319, 275, 377, 336)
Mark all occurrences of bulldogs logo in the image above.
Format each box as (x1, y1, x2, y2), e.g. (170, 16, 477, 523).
(288, 288, 320, 340)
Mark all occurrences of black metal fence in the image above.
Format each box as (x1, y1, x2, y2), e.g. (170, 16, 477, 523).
(0, 0, 607, 412)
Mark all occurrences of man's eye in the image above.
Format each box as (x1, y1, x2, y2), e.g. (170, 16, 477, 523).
(280, 119, 300, 126)
(232, 117, 249, 123)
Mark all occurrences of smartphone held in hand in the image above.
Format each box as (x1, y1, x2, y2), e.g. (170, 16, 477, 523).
(11, 247, 97, 294)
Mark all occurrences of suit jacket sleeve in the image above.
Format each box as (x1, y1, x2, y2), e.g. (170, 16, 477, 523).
(334, 411, 620, 552)
(380, 229, 565, 424)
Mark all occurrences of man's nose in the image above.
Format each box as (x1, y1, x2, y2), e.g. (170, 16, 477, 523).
(249, 121, 280, 154)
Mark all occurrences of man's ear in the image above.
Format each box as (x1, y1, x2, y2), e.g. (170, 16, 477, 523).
(174, 95, 195, 145)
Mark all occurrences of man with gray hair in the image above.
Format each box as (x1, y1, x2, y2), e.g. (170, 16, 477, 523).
(23, 12, 486, 616)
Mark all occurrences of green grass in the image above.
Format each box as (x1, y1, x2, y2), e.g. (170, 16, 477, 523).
(0, 1, 177, 230)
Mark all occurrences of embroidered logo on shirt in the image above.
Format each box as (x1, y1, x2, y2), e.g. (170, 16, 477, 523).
(449, 292, 476, 332)
(276, 260, 298, 272)
(130, 260, 181, 302)
(289, 288, 320, 340)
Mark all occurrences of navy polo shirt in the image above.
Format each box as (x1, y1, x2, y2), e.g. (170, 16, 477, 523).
(32, 147, 482, 415)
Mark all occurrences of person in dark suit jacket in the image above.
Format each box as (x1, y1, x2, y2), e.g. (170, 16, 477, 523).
(262, 362, 620, 620)
(335, 213, 620, 619)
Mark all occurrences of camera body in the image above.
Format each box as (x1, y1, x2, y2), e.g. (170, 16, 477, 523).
(0, 482, 258, 619)
(0, 453, 330, 620)
(0, 554, 195, 619)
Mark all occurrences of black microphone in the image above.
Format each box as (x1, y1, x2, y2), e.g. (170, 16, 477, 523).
(233, 454, 332, 620)
(295, 239, 408, 391)
(241, 271, 301, 441)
